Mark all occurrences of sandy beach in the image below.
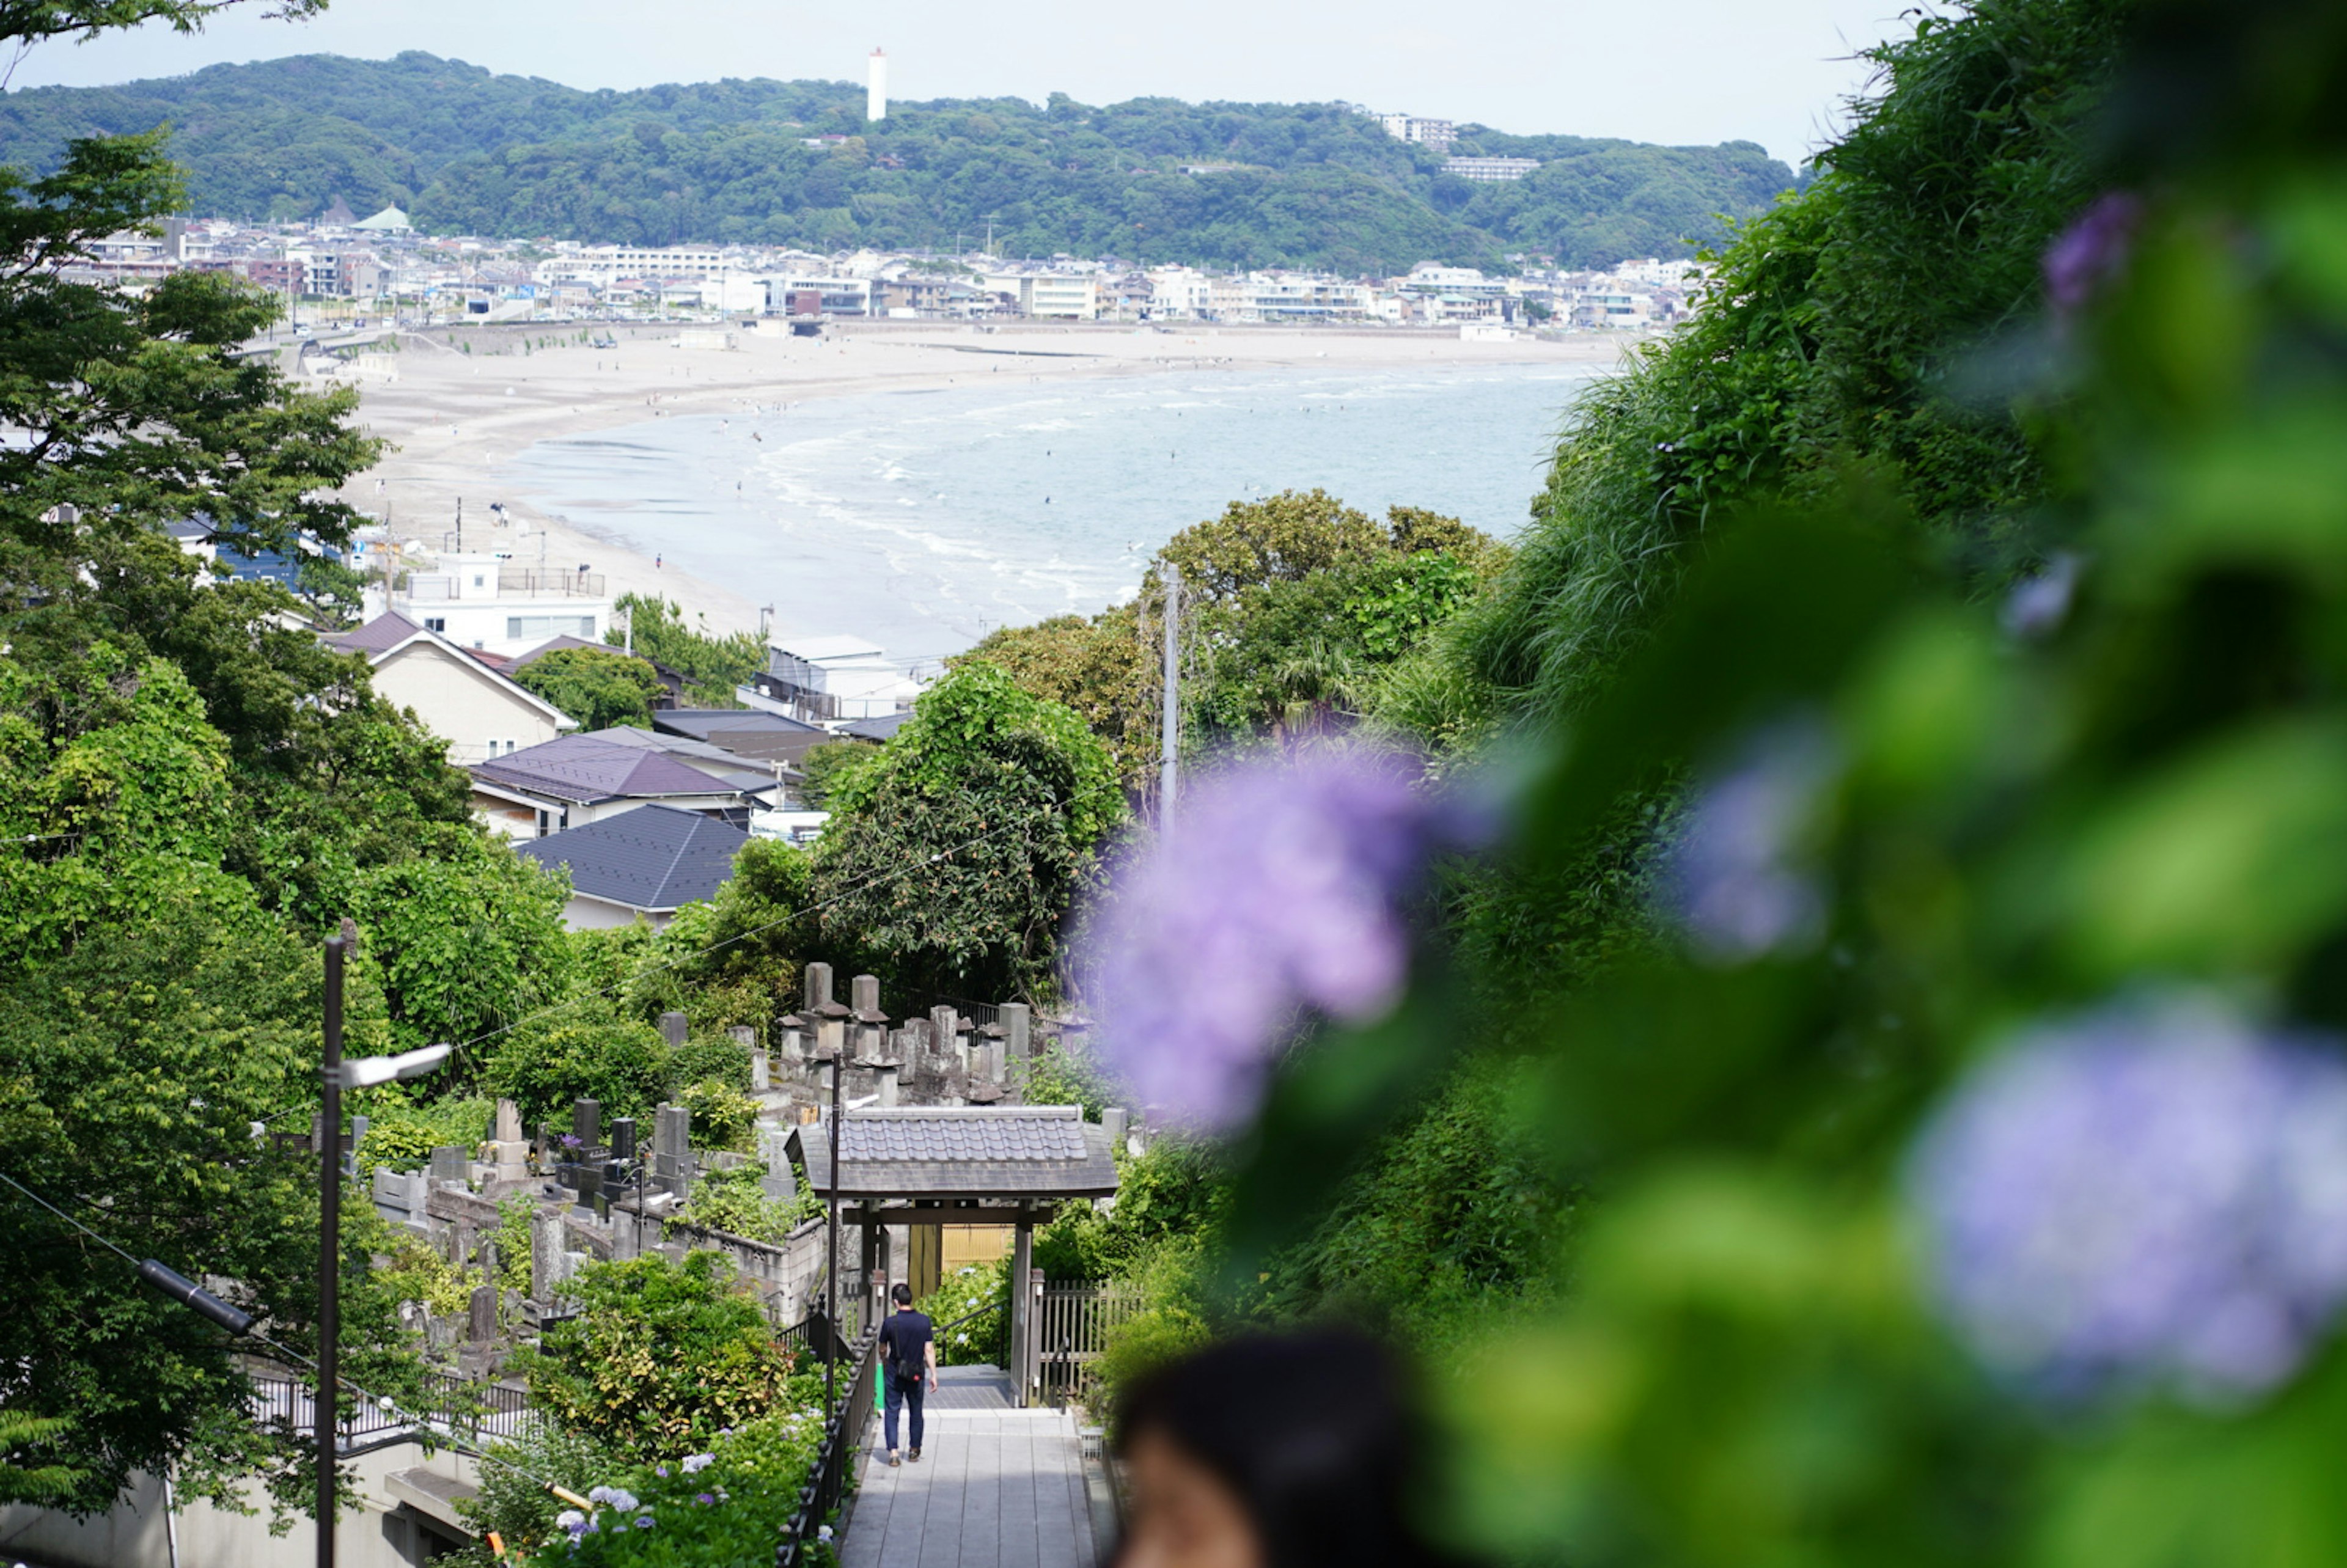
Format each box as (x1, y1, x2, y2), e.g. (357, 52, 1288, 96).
(340, 322, 1626, 637)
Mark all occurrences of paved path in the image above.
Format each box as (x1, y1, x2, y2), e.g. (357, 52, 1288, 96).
(842, 1367, 1097, 1568)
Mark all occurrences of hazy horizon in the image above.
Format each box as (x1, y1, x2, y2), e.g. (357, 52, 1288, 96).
(3, 0, 1917, 171)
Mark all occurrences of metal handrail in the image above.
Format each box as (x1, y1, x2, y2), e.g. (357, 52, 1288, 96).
(777, 1326, 878, 1568)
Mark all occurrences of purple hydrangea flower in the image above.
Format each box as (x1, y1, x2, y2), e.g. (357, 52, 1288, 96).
(634, 1514, 655, 1529)
(653, 1465, 669, 1478)
(556, 1508, 587, 1541)
(1661, 721, 1837, 962)
(2002, 551, 2084, 640)
(2044, 192, 2143, 318)
(697, 1492, 716, 1506)
(560, 1133, 583, 1150)
(1909, 998, 2347, 1405)
(1078, 749, 1475, 1131)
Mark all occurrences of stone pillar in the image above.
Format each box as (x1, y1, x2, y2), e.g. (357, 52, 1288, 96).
(1001, 1002, 1032, 1063)
(727, 1024, 756, 1050)
(758, 1129, 798, 1201)
(429, 1145, 468, 1188)
(652, 1102, 694, 1198)
(803, 961, 835, 1014)
(875, 1061, 901, 1108)
(659, 1011, 689, 1049)
(485, 1099, 531, 1187)
(609, 1116, 637, 1163)
(928, 1007, 957, 1069)
(1103, 1107, 1129, 1148)
(467, 1284, 498, 1343)
(572, 1099, 600, 1148)
(751, 1042, 771, 1092)
(530, 1209, 565, 1305)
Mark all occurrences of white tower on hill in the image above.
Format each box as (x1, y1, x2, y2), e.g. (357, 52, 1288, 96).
(867, 48, 888, 122)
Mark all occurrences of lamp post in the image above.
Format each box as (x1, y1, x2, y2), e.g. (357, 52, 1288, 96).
(316, 921, 450, 1568)
(821, 1043, 842, 1413)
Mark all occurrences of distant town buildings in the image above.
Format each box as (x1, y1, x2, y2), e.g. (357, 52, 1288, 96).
(1444, 156, 1541, 182)
(52, 203, 1711, 340)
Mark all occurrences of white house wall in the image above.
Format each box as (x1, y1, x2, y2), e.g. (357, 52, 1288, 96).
(372, 640, 570, 766)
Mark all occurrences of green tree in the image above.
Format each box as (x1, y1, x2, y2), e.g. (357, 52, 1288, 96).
(812, 662, 1123, 1000)
(609, 593, 763, 706)
(512, 646, 664, 730)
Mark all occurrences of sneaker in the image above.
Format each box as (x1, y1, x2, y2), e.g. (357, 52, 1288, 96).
(887, 1450, 902, 1467)
(909, 1448, 922, 1463)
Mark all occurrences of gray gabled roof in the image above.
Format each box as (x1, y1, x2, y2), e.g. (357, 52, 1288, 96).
(792, 1106, 1118, 1201)
(472, 733, 736, 804)
(514, 804, 746, 913)
(325, 610, 425, 655)
(840, 709, 914, 742)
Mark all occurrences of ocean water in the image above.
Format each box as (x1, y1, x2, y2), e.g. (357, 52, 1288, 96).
(493, 361, 1606, 661)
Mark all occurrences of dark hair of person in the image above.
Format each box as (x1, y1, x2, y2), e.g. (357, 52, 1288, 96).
(1113, 1329, 1464, 1568)
(892, 1282, 914, 1306)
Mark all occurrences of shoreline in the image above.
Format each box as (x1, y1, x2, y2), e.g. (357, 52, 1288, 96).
(340, 323, 1629, 640)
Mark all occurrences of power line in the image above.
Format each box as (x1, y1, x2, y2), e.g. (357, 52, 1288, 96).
(0, 1163, 581, 1505)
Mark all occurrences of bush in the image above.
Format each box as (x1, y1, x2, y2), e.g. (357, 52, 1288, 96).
(676, 1080, 758, 1152)
(916, 1259, 1008, 1366)
(537, 1398, 827, 1567)
(519, 1251, 798, 1464)
(485, 1012, 670, 1126)
(672, 1165, 820, 1245)
(1093, 1305, 1213, 1423)
(353, 1094, 493, 1176)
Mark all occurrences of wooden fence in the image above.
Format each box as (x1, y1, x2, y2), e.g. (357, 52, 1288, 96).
(1029, 1280, 1147, 1407)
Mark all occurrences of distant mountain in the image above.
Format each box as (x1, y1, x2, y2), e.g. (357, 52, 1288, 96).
(0, 53, 1797, 273)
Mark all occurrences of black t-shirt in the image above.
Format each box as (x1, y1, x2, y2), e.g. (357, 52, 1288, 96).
(881, 1310, 933, 1382)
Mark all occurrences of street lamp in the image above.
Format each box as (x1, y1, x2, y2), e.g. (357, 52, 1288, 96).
(317, 921, 450, 1568)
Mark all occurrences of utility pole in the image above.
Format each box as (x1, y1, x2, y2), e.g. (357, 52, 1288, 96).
(316, 918, 350, 1568)
(1159, 565, 1181, 829)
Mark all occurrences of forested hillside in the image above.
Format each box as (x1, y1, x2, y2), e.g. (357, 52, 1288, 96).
(0, 51, 1796, 269)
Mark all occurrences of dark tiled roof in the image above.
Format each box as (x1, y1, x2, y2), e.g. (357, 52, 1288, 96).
(514, 804, 746, 912)
(656, 707, 823, 739)
(840, 709, 914, 742)
(325, 610, 424, 655)
(471, 734, 736, 804)
(793, 1107, 1118, 1201)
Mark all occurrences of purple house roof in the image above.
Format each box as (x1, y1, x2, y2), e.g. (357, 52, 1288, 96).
(324, 610, 424, 655)
(471, 733, 736, 804)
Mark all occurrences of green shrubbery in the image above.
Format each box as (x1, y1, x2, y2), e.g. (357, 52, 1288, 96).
(518, 1251, 803, 1464)
(917, 1261, 1010, 1366)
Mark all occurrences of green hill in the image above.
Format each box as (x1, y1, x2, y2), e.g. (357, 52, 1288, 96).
(0, 52, 1797, 272)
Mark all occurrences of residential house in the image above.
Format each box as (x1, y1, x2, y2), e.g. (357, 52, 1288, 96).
(325, 611, 575, 766)
(468, 733, 771, 840)
(651, 707, 831, 771)
(388, 551, 614, 657)
(748, 636, 925, 723)
(514, 804, 749, 929)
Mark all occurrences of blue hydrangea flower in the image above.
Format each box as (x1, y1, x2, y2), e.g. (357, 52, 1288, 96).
(1909, 998, 2347, 1404)
(634, 1514, 655, 1530)
(681, 1451, 714, 1474)
(1078, 749, 1478, 1130)
(1661, 721, 1837, 962)
(697, 1492, 716, 1506)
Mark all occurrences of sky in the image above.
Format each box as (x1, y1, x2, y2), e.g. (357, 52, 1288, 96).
(5, 1, 1920, 170)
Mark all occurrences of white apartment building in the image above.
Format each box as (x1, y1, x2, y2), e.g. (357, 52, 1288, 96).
(1146, 266, 1214, 320)
(540, 246, 732, 284)
(1024, 274, 1098, 319)
(1378, 113, 1457, 147)
(387, 552, 615, 657)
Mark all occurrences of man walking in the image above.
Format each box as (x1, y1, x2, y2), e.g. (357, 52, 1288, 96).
(878, 1282, 936, 1467)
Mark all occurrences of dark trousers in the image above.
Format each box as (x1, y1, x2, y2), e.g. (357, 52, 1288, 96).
(884, 1375, 925, 1453)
